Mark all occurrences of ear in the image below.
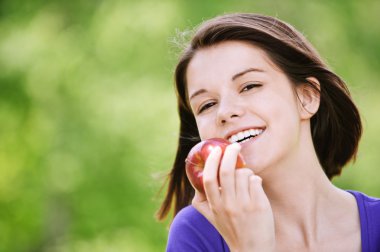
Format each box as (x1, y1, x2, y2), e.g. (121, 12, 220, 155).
(296, 77, 321, 120)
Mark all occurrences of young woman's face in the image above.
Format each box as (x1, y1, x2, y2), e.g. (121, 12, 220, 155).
(186, 41, 304, 173)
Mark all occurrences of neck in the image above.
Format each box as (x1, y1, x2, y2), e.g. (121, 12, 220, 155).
(260, 144, 335, 207)
(257, 126, 354, 246)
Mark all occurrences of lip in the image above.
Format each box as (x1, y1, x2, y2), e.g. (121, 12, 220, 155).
(224, 126, 267, 141)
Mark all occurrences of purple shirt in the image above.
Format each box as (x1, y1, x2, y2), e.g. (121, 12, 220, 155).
(166, 190, 380, 252)
(348, 190, 380, 252)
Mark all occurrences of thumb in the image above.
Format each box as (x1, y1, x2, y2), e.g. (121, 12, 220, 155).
(192, 191, 214, 222)
(192, 189, 207, 203)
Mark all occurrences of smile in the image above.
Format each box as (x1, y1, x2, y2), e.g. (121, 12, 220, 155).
(228, 128, 265, 143)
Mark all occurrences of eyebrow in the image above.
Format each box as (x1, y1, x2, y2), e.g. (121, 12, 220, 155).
(189, 89, 207, 101)
(189, 67, 265, 100)
(232, 67, 265, 81)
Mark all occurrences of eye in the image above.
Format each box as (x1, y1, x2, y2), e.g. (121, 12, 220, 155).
(240, 83, 262, 93)
(198, 101, 216, 114)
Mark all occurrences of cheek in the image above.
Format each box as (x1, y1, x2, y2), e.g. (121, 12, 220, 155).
(266, 89, 300, 120)
(274, 105, 300, 135)
(262, 91, 301, 140)
(195, 117, 214, 140)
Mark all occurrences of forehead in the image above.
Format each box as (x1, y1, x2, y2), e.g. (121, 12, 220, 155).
(186, 41, 277, 88)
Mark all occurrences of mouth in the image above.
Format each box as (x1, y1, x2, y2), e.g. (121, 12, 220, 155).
(227, 128, 265, 144)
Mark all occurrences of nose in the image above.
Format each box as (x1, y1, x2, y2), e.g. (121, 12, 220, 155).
(217, 97, 245, 125)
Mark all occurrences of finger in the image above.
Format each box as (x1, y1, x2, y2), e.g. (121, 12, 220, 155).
(235, 168, 254, 205)
(219, 143, 241, 202)
(203, 146, 222, 205)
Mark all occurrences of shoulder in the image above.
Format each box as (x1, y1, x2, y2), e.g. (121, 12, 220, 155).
(347, 190, 380, 250)
(350, 190, 380, 229)
(348, 190, 380, 210)
(166, 205, 228, 252)
(347, 190, 380, 223)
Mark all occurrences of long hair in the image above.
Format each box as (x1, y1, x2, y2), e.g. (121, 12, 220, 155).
(157, 13, 362, 221)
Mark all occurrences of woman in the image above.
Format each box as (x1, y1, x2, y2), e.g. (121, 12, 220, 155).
(157, 13, 380, 251)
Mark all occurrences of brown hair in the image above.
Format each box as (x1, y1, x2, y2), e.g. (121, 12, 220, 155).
(157, 13, 362, 221)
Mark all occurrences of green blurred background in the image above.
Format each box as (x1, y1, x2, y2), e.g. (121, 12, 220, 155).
(0, 0, 379, 251)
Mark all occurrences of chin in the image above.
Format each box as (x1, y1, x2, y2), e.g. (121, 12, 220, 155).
(243, 151, 279, 176)
(243, 157, 265, 174)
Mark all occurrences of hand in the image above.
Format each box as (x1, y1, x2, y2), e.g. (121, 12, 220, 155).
(192, 143, 275, 252)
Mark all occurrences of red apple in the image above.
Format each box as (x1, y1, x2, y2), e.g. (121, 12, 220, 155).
(185, 138, 246, 193)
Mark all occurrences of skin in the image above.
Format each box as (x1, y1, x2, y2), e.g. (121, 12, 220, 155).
(186, 41, 361, 252)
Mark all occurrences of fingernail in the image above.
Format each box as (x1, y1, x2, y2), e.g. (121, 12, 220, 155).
(231, 142, 241, 150)
(210, 146, 221, 154)
(214, 146, 222, 153)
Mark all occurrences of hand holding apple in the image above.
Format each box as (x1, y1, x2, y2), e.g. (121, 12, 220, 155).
(185, 138, 246, 193)
(189, 140, 276, 252)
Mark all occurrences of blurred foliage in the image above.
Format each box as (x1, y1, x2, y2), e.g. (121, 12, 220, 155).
(0, 0, 379, 251)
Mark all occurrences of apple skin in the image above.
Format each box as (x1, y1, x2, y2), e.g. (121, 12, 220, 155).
(185, 138, 246, 193)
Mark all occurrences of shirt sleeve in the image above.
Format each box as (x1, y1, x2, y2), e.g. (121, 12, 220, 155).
(348, 190, 380, 252)
(166, 206, 228, 252)
(363, 194, 380, 251)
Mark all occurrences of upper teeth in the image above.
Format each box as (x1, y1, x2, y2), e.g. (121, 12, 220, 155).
(228, 129, 264, 143)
